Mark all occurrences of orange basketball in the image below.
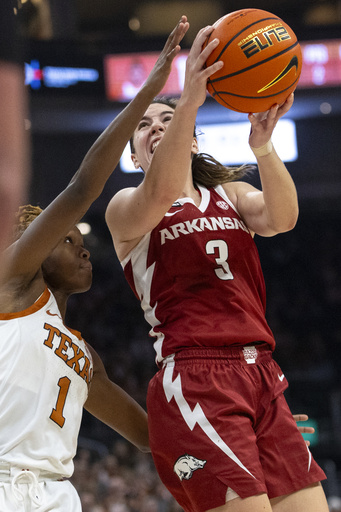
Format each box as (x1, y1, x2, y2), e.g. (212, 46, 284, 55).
(204, 9, 302, 113)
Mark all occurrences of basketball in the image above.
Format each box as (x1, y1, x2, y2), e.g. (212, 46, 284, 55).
(204, 9, 302, 113)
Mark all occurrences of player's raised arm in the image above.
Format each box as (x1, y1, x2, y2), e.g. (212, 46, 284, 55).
(85, 344, 150, 452)
(105, 25, 224, 258)
(226, 94, 299, 238)
(5, 17, 190, 282)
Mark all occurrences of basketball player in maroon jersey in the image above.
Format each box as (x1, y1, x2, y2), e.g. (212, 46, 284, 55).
(105, 24, 328, 512)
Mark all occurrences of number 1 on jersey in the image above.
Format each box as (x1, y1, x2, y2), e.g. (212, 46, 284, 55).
(50, 376, 71, 428)
(206, 240, 234, 281)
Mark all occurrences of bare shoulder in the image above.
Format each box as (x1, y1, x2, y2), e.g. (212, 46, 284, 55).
(105, 187, 144, 261)
(106, 187, 137, 210)
(105, 187, 137, 229)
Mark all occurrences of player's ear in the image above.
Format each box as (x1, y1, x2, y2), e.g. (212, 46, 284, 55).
(191, 137, 199, 155)
(131, 154, 141, 169)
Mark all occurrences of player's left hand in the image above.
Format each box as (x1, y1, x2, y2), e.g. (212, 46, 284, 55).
(248, 92, 294, 148)
(293, 413, 315, 446)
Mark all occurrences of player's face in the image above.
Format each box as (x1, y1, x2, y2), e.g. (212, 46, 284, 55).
(42, 227, 92, 294)
(131, 103, 175, 172)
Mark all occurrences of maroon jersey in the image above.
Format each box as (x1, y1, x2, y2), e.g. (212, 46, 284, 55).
(122, 184, 275, 363)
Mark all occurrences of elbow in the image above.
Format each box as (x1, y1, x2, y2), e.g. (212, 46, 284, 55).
(151, 187, 180, 211)
(283, 206, 299, 232)
(132, 414, 150, 453)
(135, 432, 151, 453)
(145, 175, 183, 210)
(274, 210, 299, 234)
(288, 215, 299, 232)
(138, 443, 151, 454)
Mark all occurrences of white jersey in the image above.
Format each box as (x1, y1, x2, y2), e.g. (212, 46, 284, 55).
(0, 287, 93, 479)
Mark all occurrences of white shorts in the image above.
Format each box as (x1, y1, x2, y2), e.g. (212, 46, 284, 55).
(0, 469, 81, 512)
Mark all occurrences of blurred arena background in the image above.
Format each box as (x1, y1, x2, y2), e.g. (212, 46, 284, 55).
(16, 0, 341, 510)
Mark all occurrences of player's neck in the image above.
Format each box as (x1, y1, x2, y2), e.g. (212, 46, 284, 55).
(49, 287, 68, 320)
(180, 178, 201, 207)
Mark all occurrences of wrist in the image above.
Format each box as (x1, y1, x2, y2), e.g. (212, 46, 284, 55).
(250, 139, 273, 157)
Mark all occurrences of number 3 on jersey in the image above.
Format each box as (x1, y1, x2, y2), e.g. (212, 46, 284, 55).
(206, 240, 234, 281)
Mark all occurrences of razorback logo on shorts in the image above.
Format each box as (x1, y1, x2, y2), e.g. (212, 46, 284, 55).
(174, 454, 206, 481)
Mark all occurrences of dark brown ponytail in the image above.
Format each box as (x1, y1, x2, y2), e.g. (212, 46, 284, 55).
(192, 152, 254, 188)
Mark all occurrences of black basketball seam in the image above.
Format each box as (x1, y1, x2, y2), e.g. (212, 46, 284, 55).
(211, 75, 300, 102)
(208, 41, 300, 84)
(215, 16, 282, 60)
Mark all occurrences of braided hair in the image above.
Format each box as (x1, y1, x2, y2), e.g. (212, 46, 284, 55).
(13, 204, 43, 241)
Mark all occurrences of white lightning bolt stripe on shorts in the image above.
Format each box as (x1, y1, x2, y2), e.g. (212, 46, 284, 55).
(163, 359, 255, 479)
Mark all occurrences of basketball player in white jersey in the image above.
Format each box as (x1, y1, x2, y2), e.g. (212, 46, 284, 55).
(0, 16, 192, 511)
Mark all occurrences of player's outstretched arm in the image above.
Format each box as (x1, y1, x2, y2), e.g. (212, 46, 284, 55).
(105, 25, 224, 250)
(6, 17, 190, 282)
(84, 344, 150, 453)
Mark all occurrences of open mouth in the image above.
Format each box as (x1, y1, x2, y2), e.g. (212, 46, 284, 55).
(151, 139, 161, 154)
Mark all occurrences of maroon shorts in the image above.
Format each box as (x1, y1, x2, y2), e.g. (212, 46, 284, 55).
(147, 345, 326, 512)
